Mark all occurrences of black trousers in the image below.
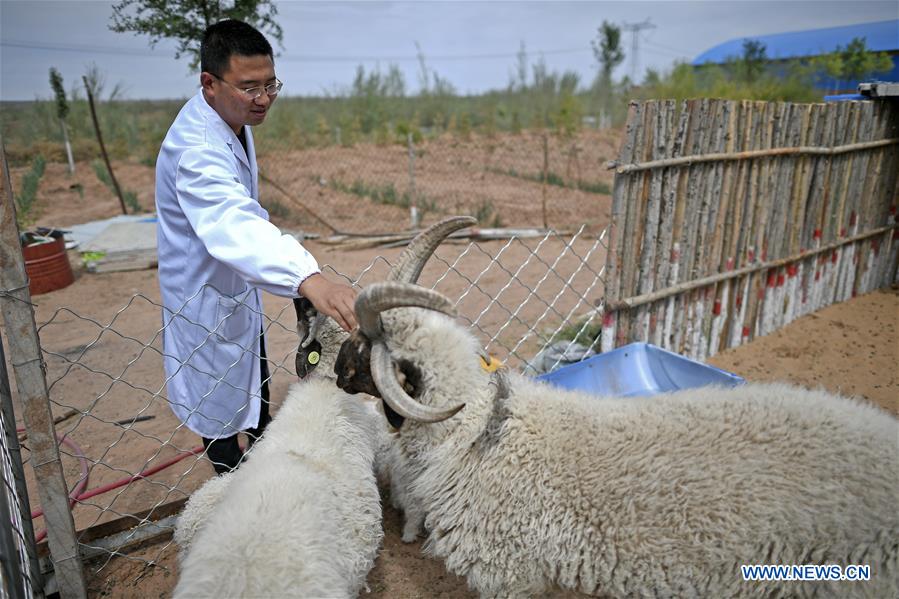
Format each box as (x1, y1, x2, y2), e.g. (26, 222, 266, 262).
(202, 332, 273, 474)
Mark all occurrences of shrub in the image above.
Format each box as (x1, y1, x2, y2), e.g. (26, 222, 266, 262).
(15, 155, 46, 229)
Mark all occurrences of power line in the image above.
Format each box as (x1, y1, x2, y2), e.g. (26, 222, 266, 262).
(0, 39, 592, 63)
(641, 38, 693, 57)
(0, 40, 162, 57)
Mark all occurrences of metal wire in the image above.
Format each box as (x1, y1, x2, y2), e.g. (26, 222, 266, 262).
(3, 231, 607, 584)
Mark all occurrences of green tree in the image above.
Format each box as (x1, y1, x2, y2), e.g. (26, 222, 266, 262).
(809, 37, 894, 92)
(592, 21, 625, 88)
(591, 21, 624, 119)
(738, 39, 767, 84)
(109, 0, 283, 70)
(49, 67, 76, 174)
(838, 37, 894, 83)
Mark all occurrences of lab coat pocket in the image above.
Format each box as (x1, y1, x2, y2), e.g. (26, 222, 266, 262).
(214, 292, 253, 344)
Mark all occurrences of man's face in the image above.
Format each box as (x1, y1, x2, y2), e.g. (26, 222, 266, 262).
(202, 54, 277, 134)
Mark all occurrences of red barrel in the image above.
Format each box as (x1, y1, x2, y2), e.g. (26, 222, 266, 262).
(23, 232, 75, 295)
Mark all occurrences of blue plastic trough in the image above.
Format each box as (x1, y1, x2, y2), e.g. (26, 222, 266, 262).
(536, 342, 745, 397)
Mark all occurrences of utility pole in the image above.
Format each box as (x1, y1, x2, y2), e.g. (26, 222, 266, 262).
(621, 19, 656, 82)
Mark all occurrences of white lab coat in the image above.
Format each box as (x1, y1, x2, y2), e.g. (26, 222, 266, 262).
(155, 89, 319, 438)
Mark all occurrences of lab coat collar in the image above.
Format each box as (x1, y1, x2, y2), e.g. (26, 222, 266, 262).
(197, 89, 252, 173)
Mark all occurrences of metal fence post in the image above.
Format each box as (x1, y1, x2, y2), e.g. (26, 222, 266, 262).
(0, 138, 87, 597)
(1, 334, 43, 598)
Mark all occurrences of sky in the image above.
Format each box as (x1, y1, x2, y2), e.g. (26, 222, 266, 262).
(1, 0, 897, 102)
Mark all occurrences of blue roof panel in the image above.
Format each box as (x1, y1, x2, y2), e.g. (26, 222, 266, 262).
(693, 19, 899, 65)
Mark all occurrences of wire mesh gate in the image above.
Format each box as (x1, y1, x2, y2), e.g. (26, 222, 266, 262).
(0, 173, 607, 597)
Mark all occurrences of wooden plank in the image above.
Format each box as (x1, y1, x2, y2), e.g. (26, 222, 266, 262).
(741, 101, 773, 344)
(608, 137, 899, 173)
(674, 99, 708, 354)
(601, 101, 641, 352)
(654, 101, 683, 349)
(36, 497, 188, 560)
(635, 101, 669, 342)
(605, 224, 897, 310)
(661, 101, 693, 350)
(708, 101, 739, 355)
(726, 101, 755, 348)
(618, 101, 654, 346)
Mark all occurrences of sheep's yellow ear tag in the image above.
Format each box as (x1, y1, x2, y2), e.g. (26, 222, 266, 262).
(308, 351, 320, 365)
(479, 354, 502, 373)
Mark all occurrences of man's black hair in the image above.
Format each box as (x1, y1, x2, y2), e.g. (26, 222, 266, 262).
(201, 19, 273, 76)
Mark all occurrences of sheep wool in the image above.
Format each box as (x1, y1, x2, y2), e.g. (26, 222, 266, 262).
(173, 378, 383, 598)
(380, 308, 898, 598)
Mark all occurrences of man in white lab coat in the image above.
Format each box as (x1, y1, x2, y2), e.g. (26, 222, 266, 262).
(155, 20, 357, 473)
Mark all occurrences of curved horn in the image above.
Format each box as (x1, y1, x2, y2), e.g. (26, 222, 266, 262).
(371, 341, 464, 422)
(294, 297, 319, 346)
(301, 314, 326, 348)
(356, 282, 457, 340)
(388, 216, 476, 284)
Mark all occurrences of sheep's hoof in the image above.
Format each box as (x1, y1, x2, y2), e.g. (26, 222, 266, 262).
(401, 529, 420, 543)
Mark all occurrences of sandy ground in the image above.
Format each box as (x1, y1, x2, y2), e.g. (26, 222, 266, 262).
(4, 151, 897, 598)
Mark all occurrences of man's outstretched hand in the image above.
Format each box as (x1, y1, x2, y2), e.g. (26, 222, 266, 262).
(298, 273, 358, 332)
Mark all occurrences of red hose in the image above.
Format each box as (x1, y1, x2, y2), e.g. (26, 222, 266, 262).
(75, 445, 205, 502)
(19, 422, 207, 543)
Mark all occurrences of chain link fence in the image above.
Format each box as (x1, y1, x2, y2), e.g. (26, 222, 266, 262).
(255, 129, 619, 236)
(1, 349, 37, 599)
(0, 216, 607, 594)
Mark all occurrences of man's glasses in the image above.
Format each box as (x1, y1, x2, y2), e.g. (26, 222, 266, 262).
(211, 73, 283, 100)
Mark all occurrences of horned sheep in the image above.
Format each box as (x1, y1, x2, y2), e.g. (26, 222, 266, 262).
(172, 301, 382, 598)
(335, 219, 899, 598)
(174, 218, 482, 598)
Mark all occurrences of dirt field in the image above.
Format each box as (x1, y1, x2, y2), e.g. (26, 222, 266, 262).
(4, 151, 897, 598)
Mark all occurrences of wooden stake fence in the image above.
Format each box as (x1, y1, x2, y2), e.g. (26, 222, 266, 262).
(601, 98, 899, 358)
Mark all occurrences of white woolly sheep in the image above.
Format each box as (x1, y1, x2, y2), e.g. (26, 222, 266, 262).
(172, 218, 479, 597)
(335, 249, 899, 596)
(173, 306, 383, 598)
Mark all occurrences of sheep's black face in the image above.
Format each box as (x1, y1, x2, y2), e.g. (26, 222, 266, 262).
(335, 331, 424, 429)
(335, 332, 379, 396)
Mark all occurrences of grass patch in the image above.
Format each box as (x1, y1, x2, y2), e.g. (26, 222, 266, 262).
(551, 314, 603, 350)
(328, 177, 438, 214)
(472, 198, 503, 228)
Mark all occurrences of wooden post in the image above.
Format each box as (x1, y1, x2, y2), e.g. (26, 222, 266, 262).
(601, 102, 640, 353)
(541, 133, 549, 230)
(83, 77, 127, 215)
(681, 99, 711, 357)
(653, 101, 681, 348)
(708, 101, 739, 356)
(725, 101, 752, 348)
(0, 140, 87, 596)
(634, 101, 667, 342)
(619, 103, 653, 345)
(407, 132, 420, 229)
(851, 103, 877, 297)
(741, 101, 770, 344)
(59, 120, 75, 176)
